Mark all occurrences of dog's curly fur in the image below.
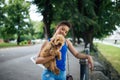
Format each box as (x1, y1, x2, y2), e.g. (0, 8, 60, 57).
(40, 34, 65, 75)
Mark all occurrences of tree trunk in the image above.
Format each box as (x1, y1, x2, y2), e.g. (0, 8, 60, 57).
(82, 26, 94, 51)
(43, 23, 51, 39)
(71, 26, 75, 45)
(42, 0, 53, 39)
(17, 32, 20, 45)
(17, 24, 20, 45)
(77, 36, 81, 44)
(83, 32, 94, 51)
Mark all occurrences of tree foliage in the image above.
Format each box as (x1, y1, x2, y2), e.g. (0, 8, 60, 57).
(31, 21, 44, 39)
(0, 0, 32, 45)
(33, 0, 120, 50)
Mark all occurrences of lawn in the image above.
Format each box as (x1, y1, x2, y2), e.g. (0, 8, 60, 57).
(95, 43, 120, 74)
(0, 43, 17, 48)
(0, 42, 30, 48)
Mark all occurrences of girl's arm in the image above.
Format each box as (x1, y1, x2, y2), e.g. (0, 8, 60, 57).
(66, 39, 94, 70)
(35, 41, 55, 64)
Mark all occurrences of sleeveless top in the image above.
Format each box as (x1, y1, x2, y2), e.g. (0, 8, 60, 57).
(48, 39, 68, 71)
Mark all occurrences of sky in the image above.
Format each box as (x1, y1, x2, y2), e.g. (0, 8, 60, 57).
(28, 2, 43, 21)
(5, 0, 43, 21)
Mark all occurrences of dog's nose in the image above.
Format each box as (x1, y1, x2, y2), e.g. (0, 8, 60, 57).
(58, 43, 61, 46)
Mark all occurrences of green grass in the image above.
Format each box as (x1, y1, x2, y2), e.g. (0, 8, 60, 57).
(0, 42, 30, 48)
(0, 43, 17, 48)
(95, 43, 120, 74)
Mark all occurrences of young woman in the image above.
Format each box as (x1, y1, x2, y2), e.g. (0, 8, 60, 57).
(36, 21, 94, 80)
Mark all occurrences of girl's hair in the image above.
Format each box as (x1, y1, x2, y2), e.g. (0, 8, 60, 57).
(55, 21, 72, 30)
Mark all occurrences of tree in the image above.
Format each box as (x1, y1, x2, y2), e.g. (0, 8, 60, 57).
(31, 20, 44, 39)
(1, 0, 31, 45)
(0, 0, 7, 38)
(0, 0, 5, 26)
(33, 0, 120, 51)
(33, 0, 53, 39)
(72, 0, 120, 50)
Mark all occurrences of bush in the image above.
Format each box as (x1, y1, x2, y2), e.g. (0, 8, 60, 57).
(19, 40, 28, 45)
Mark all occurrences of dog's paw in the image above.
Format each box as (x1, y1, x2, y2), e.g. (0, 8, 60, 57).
(57, 56, 61, 60)
(55, 56, 61, 60)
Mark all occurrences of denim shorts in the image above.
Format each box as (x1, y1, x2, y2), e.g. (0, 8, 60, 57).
(41, 69, 66, 80)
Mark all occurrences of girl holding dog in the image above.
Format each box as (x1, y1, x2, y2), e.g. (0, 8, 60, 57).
(36, 21, 94, 80)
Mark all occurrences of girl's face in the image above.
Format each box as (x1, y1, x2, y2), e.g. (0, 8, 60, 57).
(55, 25, 70, 37)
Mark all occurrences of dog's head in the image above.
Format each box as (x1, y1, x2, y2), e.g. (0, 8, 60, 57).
(51, 34, 65, 49)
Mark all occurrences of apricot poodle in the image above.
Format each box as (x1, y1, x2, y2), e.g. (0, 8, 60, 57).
(40, 34, 65, 75)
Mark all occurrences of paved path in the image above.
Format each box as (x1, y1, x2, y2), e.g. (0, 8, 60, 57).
(1, 40, 118, 80)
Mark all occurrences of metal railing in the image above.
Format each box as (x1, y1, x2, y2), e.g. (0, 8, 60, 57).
(79, 44, 90, 80)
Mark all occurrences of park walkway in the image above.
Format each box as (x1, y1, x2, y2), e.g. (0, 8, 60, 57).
(72, 44, 110, 80)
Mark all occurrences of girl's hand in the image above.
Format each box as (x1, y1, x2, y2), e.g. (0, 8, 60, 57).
(50, 56, 55, 60)
(87, 55, 94, 71)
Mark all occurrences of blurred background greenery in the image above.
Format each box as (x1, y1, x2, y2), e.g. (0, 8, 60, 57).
(0, 0, 120, 50)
